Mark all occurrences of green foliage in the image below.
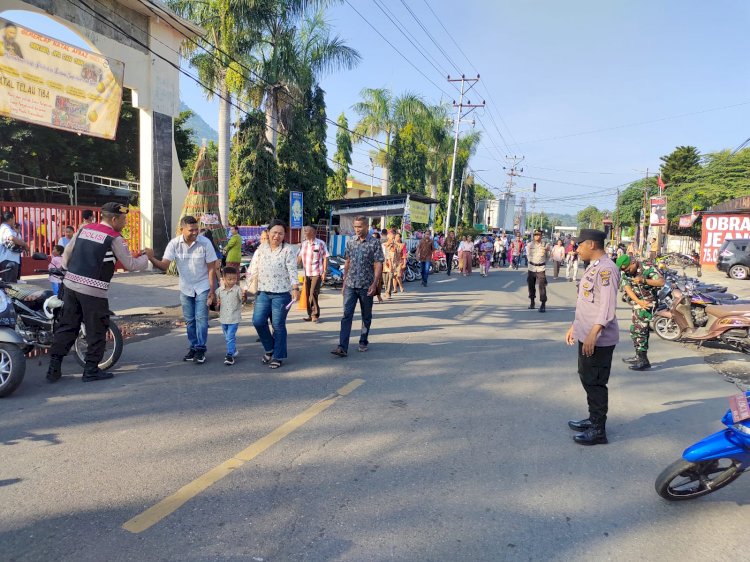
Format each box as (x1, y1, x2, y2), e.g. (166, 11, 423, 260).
(327, 112, 352, 200)
(659, 145, 700, 185)
(230, 111, 277, 224)
(615, 178, 657, 228)
(183, 141, 218, 188)
(577, 205, 606, 229)
(276, 86, 330, 223)
(388, 123, 427, 195)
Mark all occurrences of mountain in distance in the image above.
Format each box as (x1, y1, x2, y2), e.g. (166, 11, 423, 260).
(179, 101, 218, 145)
(545, 212, 577, 226)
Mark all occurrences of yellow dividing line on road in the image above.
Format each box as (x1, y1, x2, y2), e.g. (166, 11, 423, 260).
(122, 378, 366, 534)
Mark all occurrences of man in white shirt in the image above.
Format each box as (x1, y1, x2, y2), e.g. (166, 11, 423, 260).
(146, 216, 219, 364)
(297, 225, 330, 323)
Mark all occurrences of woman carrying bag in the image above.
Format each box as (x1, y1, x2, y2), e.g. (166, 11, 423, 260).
(248, 219, 299, 369)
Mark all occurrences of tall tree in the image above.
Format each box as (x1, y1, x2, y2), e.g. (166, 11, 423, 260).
(352, 88, 426, 195)
(168, 0, 268, 225)
(577, 205, 606, 229)
(230, 111, 277, 224)
(659, 145, 701, 185)
(327, 112, 352, 200)
(250, 6, 360, 156)
(388, 123, 427, 195)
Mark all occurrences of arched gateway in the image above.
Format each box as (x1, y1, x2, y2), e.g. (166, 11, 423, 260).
(1, 0, 203, 250)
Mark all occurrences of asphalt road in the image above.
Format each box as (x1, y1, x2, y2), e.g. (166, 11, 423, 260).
(1, 266, 749, 561)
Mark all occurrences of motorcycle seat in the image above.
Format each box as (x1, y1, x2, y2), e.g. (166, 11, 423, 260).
(705, 304, 750, 319)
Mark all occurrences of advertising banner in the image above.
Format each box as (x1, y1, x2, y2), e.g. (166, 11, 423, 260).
(409, 200, 429, 224)
(289, 191, 303, 228)
(402, 195, 412, 232)
(700, 214, 750, 265)
(649, 196, 667, 226)
(0, 18, 125, 139)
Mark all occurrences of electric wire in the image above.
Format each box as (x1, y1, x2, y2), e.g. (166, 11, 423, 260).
(69, 0, 390, 186)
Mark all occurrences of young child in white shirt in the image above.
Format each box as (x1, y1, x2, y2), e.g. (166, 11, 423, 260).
(216, 266, 245, 365)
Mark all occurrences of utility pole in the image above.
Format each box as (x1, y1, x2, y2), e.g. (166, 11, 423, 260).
(369, 158, 375, 197)
(455, 168, 469, 231)
(445, 74, 484, 234)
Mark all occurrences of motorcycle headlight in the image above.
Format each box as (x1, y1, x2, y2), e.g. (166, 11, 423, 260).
(0, 291, 8, 313)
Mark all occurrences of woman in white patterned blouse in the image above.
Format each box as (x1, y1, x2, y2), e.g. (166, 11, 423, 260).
(249, 220, 300, 369)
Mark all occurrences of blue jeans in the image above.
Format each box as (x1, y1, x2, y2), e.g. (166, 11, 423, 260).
(253, 291, 291, 360)
(221, 323, 238, 356)
(180, 290, 209, 352)
(339, 287, 373, 352)
(420, 261, 430, 284)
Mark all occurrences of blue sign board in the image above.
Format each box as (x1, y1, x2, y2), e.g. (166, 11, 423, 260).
(289, 191, 304, 229)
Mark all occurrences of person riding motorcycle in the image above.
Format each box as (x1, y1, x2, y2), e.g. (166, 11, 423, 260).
(617, 254, 664, 371)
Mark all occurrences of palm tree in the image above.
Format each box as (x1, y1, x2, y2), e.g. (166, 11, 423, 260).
(413, 103, 451, 200)
(352, 88, 426, 195)
(168, 0, 268, 225)
(248, 5, 360, 156)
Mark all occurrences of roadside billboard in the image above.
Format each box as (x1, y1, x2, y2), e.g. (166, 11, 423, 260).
(650, 196, 667, 226)
(0, 18, 125, 139)
(700, 214, 750, 265)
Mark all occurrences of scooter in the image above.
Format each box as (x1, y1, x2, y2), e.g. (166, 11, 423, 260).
(0, 276, 26, 398)
(653, 283, 750, 352)
(323, 257, 345, 287)
(655, 387, 750, 500)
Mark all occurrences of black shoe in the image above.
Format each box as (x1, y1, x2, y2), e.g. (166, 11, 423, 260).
(82, 368, 114, 382)
(46, 355, 63, 383)
(183, 349, 197, 362)
(195, 351, 206, 364)
(629, 351, 651, 371)
(622, 355, 639, 364)
(568, 418, 593, 431)
(224, 354, 234, 365)
(573, 426, 608, 445)
(528, 299, 535, 309)
(539, 303, 546, 313)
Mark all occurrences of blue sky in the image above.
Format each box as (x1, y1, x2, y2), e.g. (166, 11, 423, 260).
(5, 1, 750, 215)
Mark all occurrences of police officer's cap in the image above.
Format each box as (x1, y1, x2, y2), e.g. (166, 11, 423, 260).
(533, 229, 542, 235)
(102, 202, 129, 215)
(577, 229, 605, 243)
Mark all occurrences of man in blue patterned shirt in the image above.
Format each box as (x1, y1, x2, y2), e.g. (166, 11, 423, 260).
(332, 217, 384, 357)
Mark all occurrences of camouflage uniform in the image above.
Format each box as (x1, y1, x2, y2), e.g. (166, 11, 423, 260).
(621, 260, 662, 352)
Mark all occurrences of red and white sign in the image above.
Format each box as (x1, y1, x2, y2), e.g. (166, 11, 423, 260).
(650, 196, 667, 226)
(700, 214, 750, 265)
(678, 211, 699, 228)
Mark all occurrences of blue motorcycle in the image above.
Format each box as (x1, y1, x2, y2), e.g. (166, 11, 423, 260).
(655, 389, 750, 500)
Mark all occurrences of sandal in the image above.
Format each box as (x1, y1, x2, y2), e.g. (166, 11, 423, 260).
(268, 359, 283, 369)
(331, 347, 347, 358)
(262, 352, 273, 364)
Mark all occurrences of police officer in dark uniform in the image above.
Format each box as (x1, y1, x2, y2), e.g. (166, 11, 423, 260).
(46, 203, 149, 382)
(565, 229, 620, 445)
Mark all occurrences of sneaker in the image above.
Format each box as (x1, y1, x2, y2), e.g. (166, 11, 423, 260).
(233, 351, 239, 357)
(82, 369, 115, 382)
(183, 349, 197, 362)
(224, 354, 235, 365)
(195, 351, 206, 364)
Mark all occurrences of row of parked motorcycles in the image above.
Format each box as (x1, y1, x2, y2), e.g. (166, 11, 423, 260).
(0, 254, 123, 398)
(632, 258, 750, 500)
(322, 250, 460, 288)
(637, 266, 750, 354)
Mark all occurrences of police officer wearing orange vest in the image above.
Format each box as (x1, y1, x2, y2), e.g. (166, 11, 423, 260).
(47, 203, 149, 383)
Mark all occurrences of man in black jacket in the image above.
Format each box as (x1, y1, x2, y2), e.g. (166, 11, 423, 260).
(46, 203, 149, 383)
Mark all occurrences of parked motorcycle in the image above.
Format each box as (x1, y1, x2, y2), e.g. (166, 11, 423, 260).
(404, 251, 422, 282)
(323, 257, 345, 287)
(655, 387, 750, 500)
(652, 283, 750, 352)
(0, 278, 26, 398)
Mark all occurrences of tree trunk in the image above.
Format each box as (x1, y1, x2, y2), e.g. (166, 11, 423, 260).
(429, 169, 438, 200)
(218, 81, 231, 225)
(265, 87, 279, 157)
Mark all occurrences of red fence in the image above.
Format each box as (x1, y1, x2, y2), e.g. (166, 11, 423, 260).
(0, 203, 141, 275)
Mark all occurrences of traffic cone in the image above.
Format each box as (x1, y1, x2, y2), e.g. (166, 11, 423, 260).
(298, 274, 307, 311)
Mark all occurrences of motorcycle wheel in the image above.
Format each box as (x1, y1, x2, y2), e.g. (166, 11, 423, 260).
(73, 322, 124, 370)
(654, 317, 682, 341)
(405, 268, 416, 282)
(0, 343, 26, 398)
(655, 457, 743, 501)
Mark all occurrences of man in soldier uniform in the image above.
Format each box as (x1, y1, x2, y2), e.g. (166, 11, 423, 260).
(565, 229, 620, 445)
(616, 254, 664, 371)
(526, 229, 550, 312)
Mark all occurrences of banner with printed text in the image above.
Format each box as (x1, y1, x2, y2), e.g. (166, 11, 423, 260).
(0, 18, 125, 139)
(649, 196, 667, 226)
(700, 214, 750, 266)
(409, 200, 430, 224)
(289, 191, 303, 228)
